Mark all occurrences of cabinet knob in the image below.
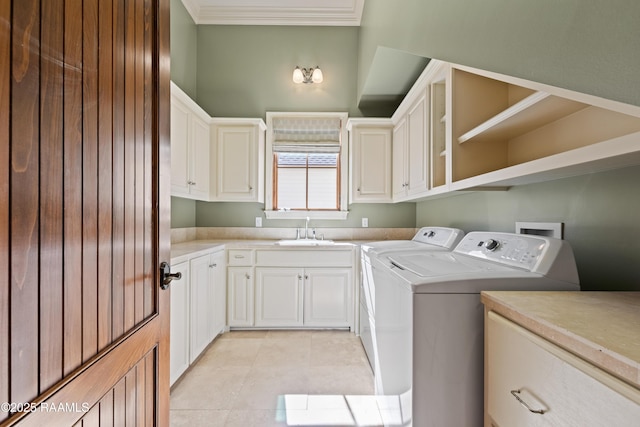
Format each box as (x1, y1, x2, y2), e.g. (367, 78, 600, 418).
(298, 274, 302, 280)
(249, 185, 253, 190)
(305, 274, 309, 280)
(209, 263, 217, 268)
(245, 273, 251, 279)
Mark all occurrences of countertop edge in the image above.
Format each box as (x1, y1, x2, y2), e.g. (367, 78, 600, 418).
(481, 291, 640, 390)
(170, 239, 361, 264)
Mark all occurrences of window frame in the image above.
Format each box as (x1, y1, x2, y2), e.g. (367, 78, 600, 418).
(273, 152, 341, 211)
(265, 112, 349, 220)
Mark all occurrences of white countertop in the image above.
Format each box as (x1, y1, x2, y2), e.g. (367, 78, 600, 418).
(481, 291, 640, 389)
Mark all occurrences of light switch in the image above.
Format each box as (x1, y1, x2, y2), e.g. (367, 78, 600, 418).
(255, 217, 262, 227)
(362, 218, 368, 228)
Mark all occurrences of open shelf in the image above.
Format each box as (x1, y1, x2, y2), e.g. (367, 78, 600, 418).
(450, 67, 640, 183)
(457, 91, 588, 145)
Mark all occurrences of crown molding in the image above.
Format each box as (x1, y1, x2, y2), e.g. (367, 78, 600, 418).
(181, 0, 364, 26)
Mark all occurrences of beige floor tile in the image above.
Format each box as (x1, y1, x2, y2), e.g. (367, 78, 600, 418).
(171, 330, 381, 426)
(170, 365, 250, 410)
(169, 409, 229, 427)
(219, 330, 269, 340)
(199, 336, 263, 367)
(224, 409, 289, 427)
(233, 365, 310, 410)
(307, 364, 375, 395)
(310, 334, 369, 366)
(253, 337, 311, 367)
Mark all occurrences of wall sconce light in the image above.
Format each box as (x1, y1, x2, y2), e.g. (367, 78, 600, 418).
(293, 66, 323, 84)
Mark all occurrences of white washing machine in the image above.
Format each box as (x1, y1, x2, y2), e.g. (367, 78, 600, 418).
(359, 227, 464, 379)
(371, 231, 580, 427)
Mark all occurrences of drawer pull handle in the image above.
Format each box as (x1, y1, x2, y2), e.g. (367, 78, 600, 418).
(234, 255, 245, 259)
(510, 389, 545, 415)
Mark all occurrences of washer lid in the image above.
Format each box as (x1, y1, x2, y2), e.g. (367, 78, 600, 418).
(387, 252, 518, 278)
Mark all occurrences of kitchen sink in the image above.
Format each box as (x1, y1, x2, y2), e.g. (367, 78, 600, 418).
(276, 239, 335, 246)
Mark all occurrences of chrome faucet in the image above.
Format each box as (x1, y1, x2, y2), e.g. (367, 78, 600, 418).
(304, 216, 310, 239)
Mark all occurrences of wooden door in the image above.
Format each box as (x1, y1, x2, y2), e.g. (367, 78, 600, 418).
(1, 0, 171, 425)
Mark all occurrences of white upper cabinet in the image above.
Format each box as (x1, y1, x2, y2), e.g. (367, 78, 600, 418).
(170, 82, 211, 200)
(211, 119, 266, 202)
(392, 90, 429, 201)
(347, 119, 393, 203)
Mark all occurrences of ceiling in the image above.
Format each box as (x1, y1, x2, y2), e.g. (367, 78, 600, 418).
(180, 0, 429, 115)
(181, 0, 365, 26)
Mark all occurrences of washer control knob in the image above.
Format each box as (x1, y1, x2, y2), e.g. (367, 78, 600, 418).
(485, 239, 500, 251)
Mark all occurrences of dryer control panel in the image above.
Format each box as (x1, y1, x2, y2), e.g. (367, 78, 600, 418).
(454, 232, 554, 271)
(412, 226, 465, 248)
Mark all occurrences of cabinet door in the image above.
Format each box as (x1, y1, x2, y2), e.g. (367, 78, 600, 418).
(406, 91, 429, 195)
(227, 267, 254, 327)
(214, 125, 260, 201)
(170, 97, 191, 197)
(210, 251, 226, 338)
(189, 255, 211, 363)
(170, 262, 190, 385)
(189, 115, 211, 200)
(351, 127, 393, 203)
(392, 118, 408, 200)
(304, 268, 352, 328)
(255, 267, 304, 327)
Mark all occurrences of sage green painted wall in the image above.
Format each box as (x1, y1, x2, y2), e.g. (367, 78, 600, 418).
(195, 202, 416, 229)
(171, 197, 196, 228)
(170, 0, 198, 98)
(416, 165, 640, 291)
(358, 0, 640, 107)
(194, 25, 361, 118)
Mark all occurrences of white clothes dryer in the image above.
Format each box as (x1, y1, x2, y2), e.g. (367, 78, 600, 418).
(371, 231, 580, 427)
(359, 227, 464, 375)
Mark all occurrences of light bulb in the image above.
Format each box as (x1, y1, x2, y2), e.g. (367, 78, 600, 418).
(292, 67, 304, 84)
(311, 67, 323, 83)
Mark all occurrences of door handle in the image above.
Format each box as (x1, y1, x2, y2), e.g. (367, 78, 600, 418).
(160, 261, 182, 290)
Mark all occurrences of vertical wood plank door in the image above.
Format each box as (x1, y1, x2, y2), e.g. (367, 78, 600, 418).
(0, 0, 171, 425)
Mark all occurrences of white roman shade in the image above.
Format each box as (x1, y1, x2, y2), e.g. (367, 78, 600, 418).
(271, 117, 342, 153)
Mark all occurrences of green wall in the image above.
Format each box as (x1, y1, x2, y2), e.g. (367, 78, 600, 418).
(170, 0, 198, 98)
(195, 25, 360, 118)
(171, 197, 196, 228)
(195, 202, 416, 229)
(358, 0, 640, 107)
(416, 165, 640, 291)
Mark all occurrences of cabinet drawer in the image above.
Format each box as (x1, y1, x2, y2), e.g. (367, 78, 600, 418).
(256, 249, 352, 267)
(227, 249, 255, 266)
(486, 312, 640, 427)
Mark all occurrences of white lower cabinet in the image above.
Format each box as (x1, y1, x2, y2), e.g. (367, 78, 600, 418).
(486, 311, 640, 427)
(227, 267, 254, 327)
(304, 268, 352, 327)
(255, 268, 304, 327)
(227, 248, 355, 330)
(170, 249, 226, 386)
(169, 261, 190, 385)
(210, 250, 226, 339)
(189, 254, 211, 363)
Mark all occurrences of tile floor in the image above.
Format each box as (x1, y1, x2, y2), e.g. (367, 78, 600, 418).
(170, 330, 391, 427)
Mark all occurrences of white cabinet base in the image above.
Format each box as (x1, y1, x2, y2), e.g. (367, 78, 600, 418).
(486, 312, 640, 427)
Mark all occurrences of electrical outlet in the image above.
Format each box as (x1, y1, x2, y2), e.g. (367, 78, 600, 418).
(255, 217, 262, 227)
(362, 217, 368, 228)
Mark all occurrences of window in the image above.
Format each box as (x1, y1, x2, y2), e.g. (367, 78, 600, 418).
(274, 153, 340, 210)
(265, 112, 349, 219)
